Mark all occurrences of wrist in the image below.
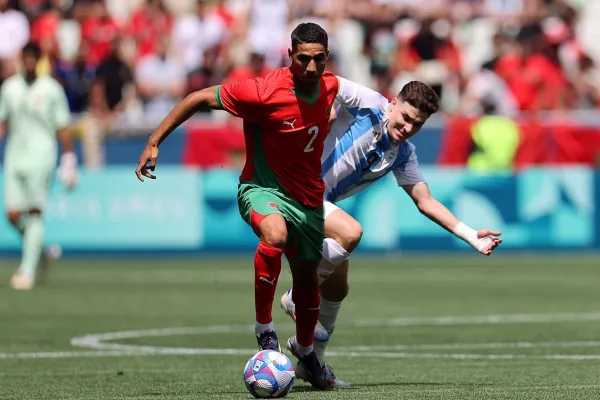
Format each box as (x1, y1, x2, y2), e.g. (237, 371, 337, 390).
(60, 151, 77, 167)
(453, 221, 478, 245)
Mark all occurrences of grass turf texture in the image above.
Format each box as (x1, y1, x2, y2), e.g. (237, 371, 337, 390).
(1, 255, 600, 399)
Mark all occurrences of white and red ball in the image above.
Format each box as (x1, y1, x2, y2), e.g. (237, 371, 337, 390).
(243, 350, 295, 398)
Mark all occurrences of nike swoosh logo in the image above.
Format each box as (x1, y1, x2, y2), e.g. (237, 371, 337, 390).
(259, 277, 276, 285)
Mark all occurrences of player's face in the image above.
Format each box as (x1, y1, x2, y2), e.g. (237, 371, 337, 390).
(386, 98, 429, 142)
(22, 52, 39, 76)
(288, 43, 328, 84)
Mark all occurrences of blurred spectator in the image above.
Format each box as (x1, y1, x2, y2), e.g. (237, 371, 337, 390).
(241, 0, 291, 68)
(467, 98, 521, 173)
(400, 18, 462, 102)
(80, 0, 120, 67)
(186, 47, 219, 110)
(460, 60, 518, 117)
(0, 0, 29, 82)
(127, 0, 173, 61)
(225, 49, 271, 83)
(171, 0, 227, 73)
(135, 36, 186, 121)
(55, 45, 95, 114)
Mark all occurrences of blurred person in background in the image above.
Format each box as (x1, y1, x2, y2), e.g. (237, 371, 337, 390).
(400, 17, 462, 104)
(467, 97, 521, 173)
(171, 0, 228, 74)
(80, 0, 120, 67)
(0, 0, 30, 83)
(460, 59, 518, 117)
(135, 35, 186, 122)
(83, 37, 135, 168)
(240, 0, 291, 68)
(0, 42, 78, 290)
(126, 0, 173, 61)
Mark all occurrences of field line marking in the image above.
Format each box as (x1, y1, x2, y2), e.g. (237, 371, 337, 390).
(70, 311, 600, 350)
(336, 341, 600, 351)
(3, 349, 600, 361)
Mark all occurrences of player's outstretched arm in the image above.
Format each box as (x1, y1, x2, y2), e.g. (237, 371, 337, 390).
(402, 183, 503, 255)
(136, 86, 221, 181)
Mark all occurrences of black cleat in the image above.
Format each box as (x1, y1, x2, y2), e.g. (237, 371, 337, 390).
(256, 330, 282, 352)
(287, 336, 328, 390)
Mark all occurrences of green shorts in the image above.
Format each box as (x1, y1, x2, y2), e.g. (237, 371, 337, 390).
(3, 164, 54, 211)
(238, 182, 324, 263)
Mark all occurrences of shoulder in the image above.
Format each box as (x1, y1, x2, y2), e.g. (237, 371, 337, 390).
(322, 70, 339, 92)
(39, 76, 64, 91)
(400, 140, 417, 159)
(2, 75, 20, 89)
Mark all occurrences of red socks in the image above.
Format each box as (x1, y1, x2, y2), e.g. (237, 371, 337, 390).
(292, 284, 320, 347)
(254, 241, 283, 324)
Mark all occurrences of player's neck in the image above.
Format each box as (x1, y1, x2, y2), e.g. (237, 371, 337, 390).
(24, 72, 37, 84)
(292, 78, 319, 98)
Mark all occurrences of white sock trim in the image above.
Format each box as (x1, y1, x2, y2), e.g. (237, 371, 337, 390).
(255, 321, 274, 335)
(322, 238, 350, 266)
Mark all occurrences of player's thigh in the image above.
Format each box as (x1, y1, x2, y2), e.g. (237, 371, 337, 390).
(22, 167, 54, 212)
(237, 183, 288, 244)
(323, 201, 363, 252)
(3, 166, 27, 213)
(284, 203, 324, 269)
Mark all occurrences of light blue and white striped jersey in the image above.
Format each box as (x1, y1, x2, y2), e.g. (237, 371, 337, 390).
(322, 77, 425, 203)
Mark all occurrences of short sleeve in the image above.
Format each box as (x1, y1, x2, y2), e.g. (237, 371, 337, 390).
(0, 84, 7, 122)
(216, 79, 264, 122)
(335, 76, 389, 111)
(393, 143, 426, 187)
(52, 83, 72, 128)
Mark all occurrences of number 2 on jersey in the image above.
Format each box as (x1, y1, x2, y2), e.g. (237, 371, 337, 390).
(304, 126, 319, 153)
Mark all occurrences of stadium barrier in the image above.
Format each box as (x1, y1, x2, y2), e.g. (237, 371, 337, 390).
(0, 166, 598, 254)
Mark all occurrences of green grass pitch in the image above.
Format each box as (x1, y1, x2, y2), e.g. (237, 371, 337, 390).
(1, 254, 600, 399)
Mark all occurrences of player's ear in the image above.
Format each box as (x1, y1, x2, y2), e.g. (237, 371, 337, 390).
(288, 47, 293, 59)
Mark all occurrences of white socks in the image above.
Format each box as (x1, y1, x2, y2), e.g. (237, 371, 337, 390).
(314, 298, 342, 362)
(317, 238, 350, 284)
(255, 321, 274, 335)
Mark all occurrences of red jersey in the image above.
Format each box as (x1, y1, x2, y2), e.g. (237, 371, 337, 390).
(216, 68, 339, 207)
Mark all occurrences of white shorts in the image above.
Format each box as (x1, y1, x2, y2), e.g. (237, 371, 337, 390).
(323, 200, 340, 220)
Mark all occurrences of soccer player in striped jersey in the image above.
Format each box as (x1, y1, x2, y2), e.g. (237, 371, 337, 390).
(281, 78, 503, 388)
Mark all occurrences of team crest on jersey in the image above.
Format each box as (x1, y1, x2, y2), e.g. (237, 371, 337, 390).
(373, 130, 382, 140)
(268, 202, 280, 210)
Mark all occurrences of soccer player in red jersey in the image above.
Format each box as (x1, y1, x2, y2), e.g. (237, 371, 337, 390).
(135, 23, 337, 389)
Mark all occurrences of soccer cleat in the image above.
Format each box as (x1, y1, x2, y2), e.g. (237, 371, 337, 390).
(37, 245, 62, 285)
(10, 273, 34, 290)
(286, 336, 328, 390)
(295, 361, 352, 389)
(256, 330, 282, 352)
(280, 289, 330, 342)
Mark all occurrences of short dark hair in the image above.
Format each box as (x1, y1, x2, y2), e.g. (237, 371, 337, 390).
(399, 81, 440, 115)
(22, 42, 41, 59)
(291, 22, 328, 51)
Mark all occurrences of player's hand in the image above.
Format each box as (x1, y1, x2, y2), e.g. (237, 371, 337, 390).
(57, 152, 79, 191)
(136, 143, 159, 182)
(476, 229, 502, 256)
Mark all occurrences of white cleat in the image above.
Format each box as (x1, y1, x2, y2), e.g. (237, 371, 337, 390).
(10, 273, 34, 290)
(295, 361, 352, 389)
(280, 289, 329, 342)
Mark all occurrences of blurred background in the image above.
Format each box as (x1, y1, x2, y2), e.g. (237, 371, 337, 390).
(0, 0, 599, 254)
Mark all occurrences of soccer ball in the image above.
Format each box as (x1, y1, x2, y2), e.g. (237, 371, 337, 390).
(243, 350, 295, 398)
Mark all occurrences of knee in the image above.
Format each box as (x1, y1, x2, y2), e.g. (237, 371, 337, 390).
(259, 216, 288, 249)
(338, 221, 363, 253)
(7, 211, 21, 225)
